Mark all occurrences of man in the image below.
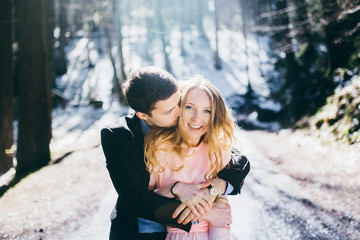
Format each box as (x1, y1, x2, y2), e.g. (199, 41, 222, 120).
(101, 66, 249, 239)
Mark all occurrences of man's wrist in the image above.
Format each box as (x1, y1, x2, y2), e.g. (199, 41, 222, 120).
(222, 181, 228, 195)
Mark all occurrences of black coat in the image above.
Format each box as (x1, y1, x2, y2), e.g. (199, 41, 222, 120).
(101, 113, 250, 239)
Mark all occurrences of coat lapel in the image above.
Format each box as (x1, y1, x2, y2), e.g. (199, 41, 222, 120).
(125, 114, 148, 180)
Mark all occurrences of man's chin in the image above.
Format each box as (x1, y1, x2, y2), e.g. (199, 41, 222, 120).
(163, 122, 177, 128)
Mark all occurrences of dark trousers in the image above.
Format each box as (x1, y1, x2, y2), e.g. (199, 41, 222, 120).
(137, 232, 167, 240)
(109, 220, 166, 240)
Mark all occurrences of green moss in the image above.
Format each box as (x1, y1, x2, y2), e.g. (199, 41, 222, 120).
(306, 74, 360, 145)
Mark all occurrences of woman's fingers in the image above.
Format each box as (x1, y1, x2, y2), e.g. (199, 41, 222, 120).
(187, 202, 200, 217)
(193, 202, 206, 216)
(198, 198, 211, 213)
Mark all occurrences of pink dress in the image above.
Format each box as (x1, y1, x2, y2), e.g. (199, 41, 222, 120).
(149, 141, 233, 240)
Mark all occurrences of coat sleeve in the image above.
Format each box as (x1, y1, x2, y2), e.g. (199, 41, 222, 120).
(217, 147, 250, 195)
(100, 126, 191, 231)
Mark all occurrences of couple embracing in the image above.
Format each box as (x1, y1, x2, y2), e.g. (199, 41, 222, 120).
(101, 66, 250, 240)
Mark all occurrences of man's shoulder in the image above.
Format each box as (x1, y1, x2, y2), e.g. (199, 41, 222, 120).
(101, 114, 139, 136)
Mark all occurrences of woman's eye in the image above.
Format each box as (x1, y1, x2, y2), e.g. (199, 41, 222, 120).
(205, 110, 211, 114)
(185, 106, 193, 110)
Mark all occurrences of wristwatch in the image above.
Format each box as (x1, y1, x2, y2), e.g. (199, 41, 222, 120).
(208, 185, 220, 197)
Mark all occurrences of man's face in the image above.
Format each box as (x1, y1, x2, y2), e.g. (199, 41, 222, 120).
(138, 91, 181, 128)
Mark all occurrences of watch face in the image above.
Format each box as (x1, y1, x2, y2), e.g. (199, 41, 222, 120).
(210, 187, 219, 197)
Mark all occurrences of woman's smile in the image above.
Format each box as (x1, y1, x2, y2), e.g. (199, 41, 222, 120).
(188, 124, 202, 129)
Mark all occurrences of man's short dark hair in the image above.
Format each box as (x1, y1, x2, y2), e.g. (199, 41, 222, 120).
(122, 66, 178, 115)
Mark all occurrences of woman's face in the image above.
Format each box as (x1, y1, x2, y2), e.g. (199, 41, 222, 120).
(181, 88, 212, 146)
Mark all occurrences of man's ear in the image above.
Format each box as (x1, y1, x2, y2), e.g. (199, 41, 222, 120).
(136, 112, 148, 120)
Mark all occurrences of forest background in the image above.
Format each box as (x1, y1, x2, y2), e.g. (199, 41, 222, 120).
(0, 0, 359, 213)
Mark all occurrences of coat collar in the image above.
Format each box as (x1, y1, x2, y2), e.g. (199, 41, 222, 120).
(124, 113, 144, 142)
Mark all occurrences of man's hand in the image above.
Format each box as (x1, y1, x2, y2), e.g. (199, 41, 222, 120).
(200, 197, 232, 229)
(172, 182, 213, 217)
(171, 203, 198, 225)
(171, 186, 217, 225)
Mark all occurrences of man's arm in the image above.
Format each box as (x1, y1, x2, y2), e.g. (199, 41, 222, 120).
(217, 148, 250, 195)
(173, 148, 250, 224)
(101, 126, 191, 231)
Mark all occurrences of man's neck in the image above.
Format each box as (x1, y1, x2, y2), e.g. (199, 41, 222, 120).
(143, 120, 153, 128)
(140, 119, 151, 135)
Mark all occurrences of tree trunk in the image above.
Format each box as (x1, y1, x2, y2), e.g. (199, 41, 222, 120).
(251, 0, 265, 79)
(103, 4, 125, 103)
(293, 0, 317, 70)
(145, 0, 154, 61)
(196, 0, 207, 39)
(214, 0, 222, 69)
(115, 0, 127, 82)
(240, 0, 253, 95)
(320, 0, 356, 72)
(55, 0, 68, 76)
(156, 0, 172, 73)
(177, 0, 186, 56)
(0, 0, 14, 175)
(273, 0, 298, 78)
(16, 0, 53, 176)
(294, 0, 312, 43)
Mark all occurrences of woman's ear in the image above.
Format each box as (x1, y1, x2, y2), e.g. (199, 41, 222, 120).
(136, 112, 148, 120)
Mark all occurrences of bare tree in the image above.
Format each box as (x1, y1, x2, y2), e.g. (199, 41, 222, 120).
(156, 0, 172, 73)
(55, 0, 68, 76)
(115, 0, 127, 82)
(16, 0, 53, 176)
(0, 0, 14, 175)
(240, 0, 253, 95)
(103, 0, 125, 103)
(214, 0, 222, 69)
(176, 0, 186, 56)
(320, 0, 358, 73)
(196, 0, 207, 39)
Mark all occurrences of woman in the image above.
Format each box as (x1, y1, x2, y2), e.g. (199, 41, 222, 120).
(144, 76, 236, 240)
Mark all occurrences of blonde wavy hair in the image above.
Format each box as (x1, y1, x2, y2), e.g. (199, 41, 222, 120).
(144, 76, 236, 181)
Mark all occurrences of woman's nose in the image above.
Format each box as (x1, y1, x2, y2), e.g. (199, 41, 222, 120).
(191, 111, 200, 122)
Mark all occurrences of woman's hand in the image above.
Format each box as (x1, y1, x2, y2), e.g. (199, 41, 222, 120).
(172, 182, 213, 217)
(201, 197, 232, 229)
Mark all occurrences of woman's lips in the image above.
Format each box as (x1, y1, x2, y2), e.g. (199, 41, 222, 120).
(188, 124, 202, 129)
